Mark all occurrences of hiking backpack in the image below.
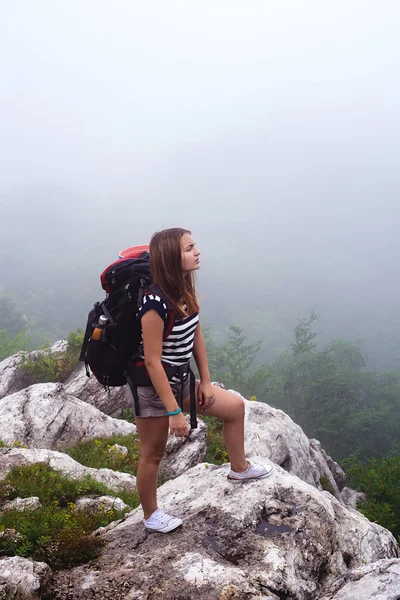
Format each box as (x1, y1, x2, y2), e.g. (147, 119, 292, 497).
(79, 246, 175, 390)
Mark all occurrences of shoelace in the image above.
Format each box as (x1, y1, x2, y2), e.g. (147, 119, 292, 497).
(149, 512, 173, 526)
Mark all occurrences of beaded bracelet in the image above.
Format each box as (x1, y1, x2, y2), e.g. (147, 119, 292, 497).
(167, 408, 182, 416)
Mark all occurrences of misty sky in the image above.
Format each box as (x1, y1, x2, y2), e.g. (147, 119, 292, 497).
(1, 1, 400, 363)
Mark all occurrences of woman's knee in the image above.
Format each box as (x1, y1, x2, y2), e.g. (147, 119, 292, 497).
(229, 392, 245, 419)
(205, 387, 245, 421)
(139, 449, 165, 466)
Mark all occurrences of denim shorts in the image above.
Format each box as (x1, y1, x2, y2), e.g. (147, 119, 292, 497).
(126, 377, 191, 418)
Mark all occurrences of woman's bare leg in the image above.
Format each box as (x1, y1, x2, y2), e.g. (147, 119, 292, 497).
(183, 384, 248, 473)
(135, 416, 169, 519)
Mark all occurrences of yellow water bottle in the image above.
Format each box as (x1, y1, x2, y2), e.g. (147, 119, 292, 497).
(92, 315, 108, 340)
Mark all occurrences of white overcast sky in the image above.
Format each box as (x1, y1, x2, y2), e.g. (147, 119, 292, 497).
(1, 1, 400, 295)
(1, 1, 400, 359)
(1, 1, 399, 194)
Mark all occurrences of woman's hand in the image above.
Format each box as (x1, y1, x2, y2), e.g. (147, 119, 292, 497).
(169, 412, 189, 437)
(197, 381, 216, 413)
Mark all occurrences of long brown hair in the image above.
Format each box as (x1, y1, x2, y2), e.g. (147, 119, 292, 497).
(149, 228, 200, 318)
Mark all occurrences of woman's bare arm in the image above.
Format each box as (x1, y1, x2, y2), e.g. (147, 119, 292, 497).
(141, 310, 180, 412)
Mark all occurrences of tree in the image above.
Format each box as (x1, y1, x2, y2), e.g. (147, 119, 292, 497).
(264, 312, 400, 461)
(291, 309, 318, 355)
(0, 327, 30, 361)
(204, 325, 266, 397)
(0, 292, 26, 334)
(344, 454, 400, 540)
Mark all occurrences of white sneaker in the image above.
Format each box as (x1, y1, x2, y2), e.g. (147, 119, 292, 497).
(143, 508, 183, 533)
(227, 462, 274, 482)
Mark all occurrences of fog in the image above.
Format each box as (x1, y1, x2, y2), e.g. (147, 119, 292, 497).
(1, 1, 400, 367)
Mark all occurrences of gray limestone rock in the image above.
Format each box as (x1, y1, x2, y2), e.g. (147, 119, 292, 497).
(316, 558, 400, 600)
(64, 363, 129, 416)
(0, 382, 136, 450)
(243, 398, 346, 501)
(2, 496, 42, 512)
(0, 556, 52, 600)
(75, 495, 129, 512)
(44, 461, 398, 600)
(160, 416, 208, 480)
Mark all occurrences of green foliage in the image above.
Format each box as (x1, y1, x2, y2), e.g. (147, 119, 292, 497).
(343, 455, 400, 537)
(19, 328, 84, 384)
(0, 326, 31, 361)
(119, 407, 136, 423)
(0, 462, 114, 506)
(291, 309, 318, 355)
(205, 314, 400, 462)
(0, 292, 26, 334)
(0, 462, 138, 569)
(65, 434, 140, 480)
(205, 325, 266, 397)
(319, 475, 335, 495)
(201, 415, 228, 465)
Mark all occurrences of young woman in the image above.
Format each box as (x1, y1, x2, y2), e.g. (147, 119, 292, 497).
(133, 227, 273, 533)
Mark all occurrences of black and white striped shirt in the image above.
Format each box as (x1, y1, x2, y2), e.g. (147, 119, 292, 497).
(137, 293, 199, 382)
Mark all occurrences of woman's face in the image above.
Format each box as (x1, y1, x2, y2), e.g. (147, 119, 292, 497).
(180, 233, 200, 274)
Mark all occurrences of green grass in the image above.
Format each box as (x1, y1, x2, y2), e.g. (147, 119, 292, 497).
(65, 434, 140, 476)
(0, 462, 139, 570)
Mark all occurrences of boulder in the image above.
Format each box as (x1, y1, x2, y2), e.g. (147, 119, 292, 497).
(75, 496, 129, 512)
(243, 398, 346, 501)
(64, 363, 129, 416)
(2, 496, 42, 512)
(44, 461, 398, 600)
(340, 487, 367, 509)
(0, 341, 68, 400)
(160, 416, 208, 480)
(0, 556, 52, 600)
(316, 558, 400, 600)
(0, 447, 137, 493)
(0, 382, 136, 450)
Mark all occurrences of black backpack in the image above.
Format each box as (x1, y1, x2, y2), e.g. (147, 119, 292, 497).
(79, 248, 198, 428)
(79, 249, 175, 389)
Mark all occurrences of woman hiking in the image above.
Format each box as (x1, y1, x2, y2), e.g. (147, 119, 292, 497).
(131, 227, 273, 533)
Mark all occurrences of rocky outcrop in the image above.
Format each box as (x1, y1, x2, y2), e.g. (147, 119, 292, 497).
(340, 486, 367, 509)
(0, 349, 398, 600)
(243, 398, 346, 501)
(0, 341, 68, 400)
(0, 447, 137, 492)
(317, 558, 400, 599)
(0, 382, 136, 450)
(0, 556, 52, 600)
(44, 461, 399, 600)
(64, 364, 128, 417)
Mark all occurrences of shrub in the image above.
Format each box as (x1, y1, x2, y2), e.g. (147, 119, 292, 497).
(343, 454, 400, 538)
(0, 462, 138, 570)
(19, 329, 84, 384)
(319, 475, 335, 495)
